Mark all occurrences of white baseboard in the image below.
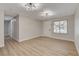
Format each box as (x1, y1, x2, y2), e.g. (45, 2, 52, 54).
(12, 35, 74, 42)
(0, 44, 4, 48)
(11, 37, 19, 42)
(41, 35, 74, 42)
(74, 42, 79, 55)
(18, 35, 41, 42)
(75, 47, 79, 55)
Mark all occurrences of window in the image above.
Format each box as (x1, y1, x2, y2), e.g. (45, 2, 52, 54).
(54, 20, 67, 34)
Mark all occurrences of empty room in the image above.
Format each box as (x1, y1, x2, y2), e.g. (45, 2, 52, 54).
(0, 3, 79, 56)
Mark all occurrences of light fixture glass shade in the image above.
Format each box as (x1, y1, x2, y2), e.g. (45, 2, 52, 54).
(40, 10, 53, 17)
(22, 3, 40, 10)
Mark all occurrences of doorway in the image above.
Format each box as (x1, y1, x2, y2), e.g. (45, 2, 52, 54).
(4, 16, 16, 40)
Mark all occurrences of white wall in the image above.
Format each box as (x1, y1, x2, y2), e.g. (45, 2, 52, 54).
(6, 14, 42, 42)
(12, 15, 19, 41)
(43, 20, 51, 36)
(8, 20, 12, 37)
(0, 10, 4, 47)
(16, 14, 74, 42)
(4, 21, 10, 36)
(4, 19, 15, 38)
(6, 15, 19, 41)
(43, 15, 74, 41)
(8, 19, 16, 38)
(11, 19, 17, 39)
(18, 14, 42, 42)
(74, 6, 79, 54)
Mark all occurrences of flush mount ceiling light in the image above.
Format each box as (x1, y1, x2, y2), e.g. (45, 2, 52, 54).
(40, 9, 54, 17)
(22, 3, 40, 10)
(4, 16, 13, 21)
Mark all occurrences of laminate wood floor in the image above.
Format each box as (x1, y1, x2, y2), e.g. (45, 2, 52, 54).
(0, 37, 78, 56)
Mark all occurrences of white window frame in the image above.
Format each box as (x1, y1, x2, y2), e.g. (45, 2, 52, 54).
(53, 20, 67, 34)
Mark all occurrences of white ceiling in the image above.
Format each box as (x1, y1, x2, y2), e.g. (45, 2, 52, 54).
(0, 3, 78, 20)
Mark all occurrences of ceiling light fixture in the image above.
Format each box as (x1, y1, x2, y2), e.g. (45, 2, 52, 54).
(40, 9, 53, 17)
(4, 16, 13, 21)
(22, 3, 40, 10)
